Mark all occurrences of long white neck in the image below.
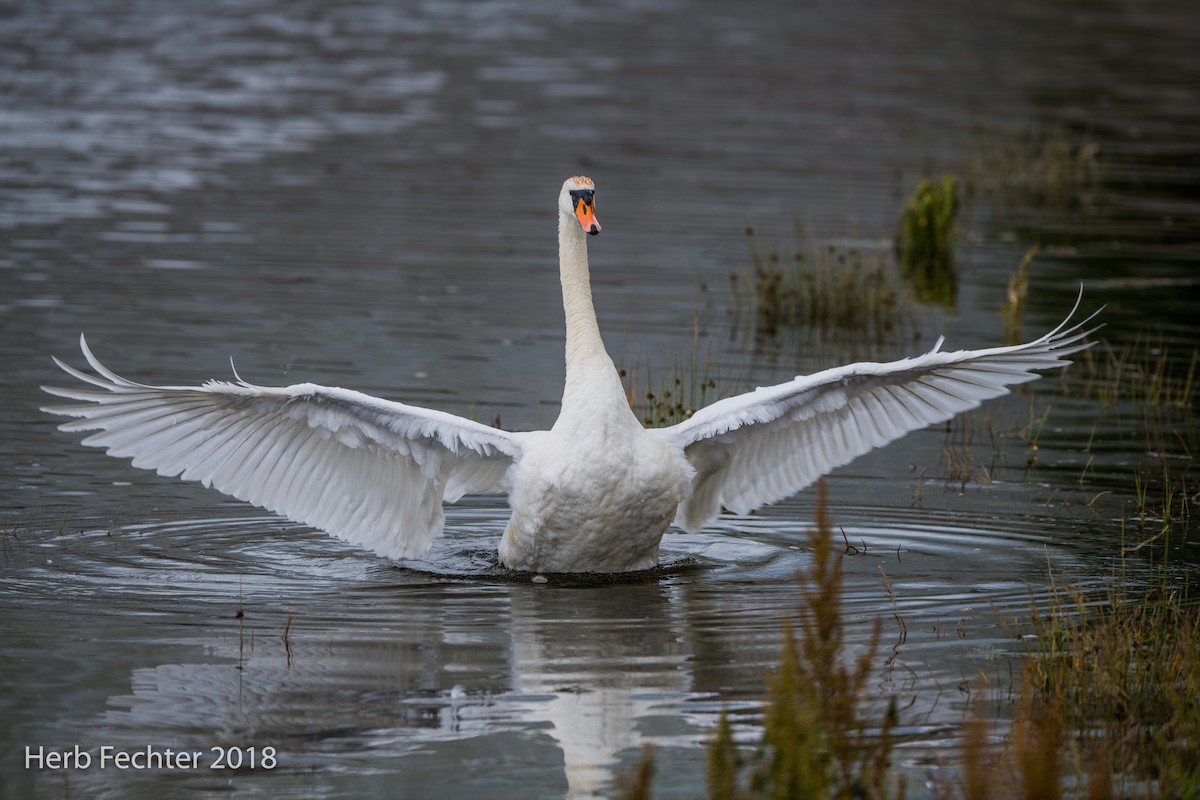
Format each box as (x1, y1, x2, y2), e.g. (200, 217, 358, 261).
(558, 213, 627, 412)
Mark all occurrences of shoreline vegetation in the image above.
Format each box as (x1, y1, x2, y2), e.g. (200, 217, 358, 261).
(619, 480, 1197, 800)
(618, 131, 1198, 797)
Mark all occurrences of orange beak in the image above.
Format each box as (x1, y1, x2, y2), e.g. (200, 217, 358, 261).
(574, 197, 601, 236)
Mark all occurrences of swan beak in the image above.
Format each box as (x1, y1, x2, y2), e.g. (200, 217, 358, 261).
(574, 196, 601, 236)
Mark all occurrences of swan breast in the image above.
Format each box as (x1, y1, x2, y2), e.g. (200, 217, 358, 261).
(499, 425, 691, 573)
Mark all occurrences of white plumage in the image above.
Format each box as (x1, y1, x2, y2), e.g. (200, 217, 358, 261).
(43, 176, 1099, 573)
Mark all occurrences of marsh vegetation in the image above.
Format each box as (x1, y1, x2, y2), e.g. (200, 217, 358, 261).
(621, 483, 1198, 799)
(896, 174, 959, 307)
(615, 140, 1198, 797)
(728, 229, 910, 343)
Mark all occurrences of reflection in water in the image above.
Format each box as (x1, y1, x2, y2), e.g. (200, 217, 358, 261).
(506, 582, 688, 798)
(9, 504, 1111, 799)
(45, 541, 699, 798)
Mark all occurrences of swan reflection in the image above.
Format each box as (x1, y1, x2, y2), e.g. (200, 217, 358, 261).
(59, 570, 704, 799)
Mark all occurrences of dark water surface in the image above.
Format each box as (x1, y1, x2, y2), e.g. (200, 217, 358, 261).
(3, 1, 1198, 798)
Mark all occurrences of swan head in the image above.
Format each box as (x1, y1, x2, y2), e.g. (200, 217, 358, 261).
(560, 176, 601, 236)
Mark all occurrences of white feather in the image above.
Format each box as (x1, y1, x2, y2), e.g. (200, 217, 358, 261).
(42, 334, 522, 560)
(654, 291, 1100, 532)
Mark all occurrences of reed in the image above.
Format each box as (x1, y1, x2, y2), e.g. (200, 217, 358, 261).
(964, 125, 1106, 211)
(1077, 335, 1199, 413)
(615, 745, 656, 800)
(896, 174, 959, 306)
(999, 245, 1038, 344)
(730, 228, 909, 343)
(1010, 571, 1200, 797)
(680, 482, 902, 800)
(620, 321, 734, 427)
(618, 488, 1198, 799)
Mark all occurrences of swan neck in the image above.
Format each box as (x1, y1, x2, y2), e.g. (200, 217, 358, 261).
(558, 215, 625, 408)
(559, 217, 607, 366)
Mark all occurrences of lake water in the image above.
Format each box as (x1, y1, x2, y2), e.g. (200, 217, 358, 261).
(2, 1, 1197, 797)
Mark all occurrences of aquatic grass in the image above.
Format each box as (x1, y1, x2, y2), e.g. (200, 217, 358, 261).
(914, 559, 1200, 799)
(896, 174, 959, 306)
(1071, 332, 1199, 554)
(616, 745, 656, 800)
(1127, 463, 1196, 571)
(619, 483, 902, 800)
(1012, 571, 1200, 797)
(934, 312, 1197, 502)
(619, 485, 1198, 799)
(1077, 335, 1199, 413)
(964, 125, 1106, 211)
(729, 227, 910, 343)
(1018, 402, 1054, 476)
(614, 264, 1198, 800)
(877, 567, 908, 646)
(999, 245, 1038, 344)
(624, 359, 720, 428)
(620, 319, 741, 427)
(932, 395, 1052, 494)
(942, 414, 981, 492)
(694, 482, 902, 800)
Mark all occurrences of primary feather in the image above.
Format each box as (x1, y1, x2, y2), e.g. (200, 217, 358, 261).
(654, 294, 1099, 532)
(43, 335, 522, 559)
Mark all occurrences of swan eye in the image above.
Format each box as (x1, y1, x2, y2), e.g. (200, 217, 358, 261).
(569, 187, 601, 235)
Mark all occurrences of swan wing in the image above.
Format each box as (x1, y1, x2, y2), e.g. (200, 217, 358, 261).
(654, 303, 1100, 531)
(42, 335, 524, 559)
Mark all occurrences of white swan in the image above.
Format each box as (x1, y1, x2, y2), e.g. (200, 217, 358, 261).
(43, 176, 1098, 574)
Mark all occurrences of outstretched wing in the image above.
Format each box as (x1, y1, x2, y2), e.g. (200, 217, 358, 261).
(42, 335, 525, 559)
(653, 301, 1100, 532)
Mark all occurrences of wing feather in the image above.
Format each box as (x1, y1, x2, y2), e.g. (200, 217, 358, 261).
(42, 335, 524, 559)
(655, 298, 1100, 531)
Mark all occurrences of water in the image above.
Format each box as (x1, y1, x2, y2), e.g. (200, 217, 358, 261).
(2, 0, 1198, 797)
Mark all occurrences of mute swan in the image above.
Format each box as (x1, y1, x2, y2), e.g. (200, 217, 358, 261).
(43, 176, 1098, 574)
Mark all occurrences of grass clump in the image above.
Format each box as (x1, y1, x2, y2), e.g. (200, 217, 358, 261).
(730, 228, 908, 342)
(622, 356, 722, 428)
(1130, 467, 1195, 557)
(896, 174, 959, 306)
(618, 482, 1199, 799)
(730, 170, 963, 339)
(966, 125, 1106, 211)
(1074, 333, 1198, 540)
(619, 320, 734, 427)
(1078, 335, 1199, 413)
(691, 482, 901, 800)
(1005, 575, 1200, 798)
(999, 245, 1038, 344)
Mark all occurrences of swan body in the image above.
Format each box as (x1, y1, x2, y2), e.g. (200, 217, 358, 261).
(43, 176, 1098, 574)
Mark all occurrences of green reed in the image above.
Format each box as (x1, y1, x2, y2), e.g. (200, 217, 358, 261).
(896, 174, 959, 306)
